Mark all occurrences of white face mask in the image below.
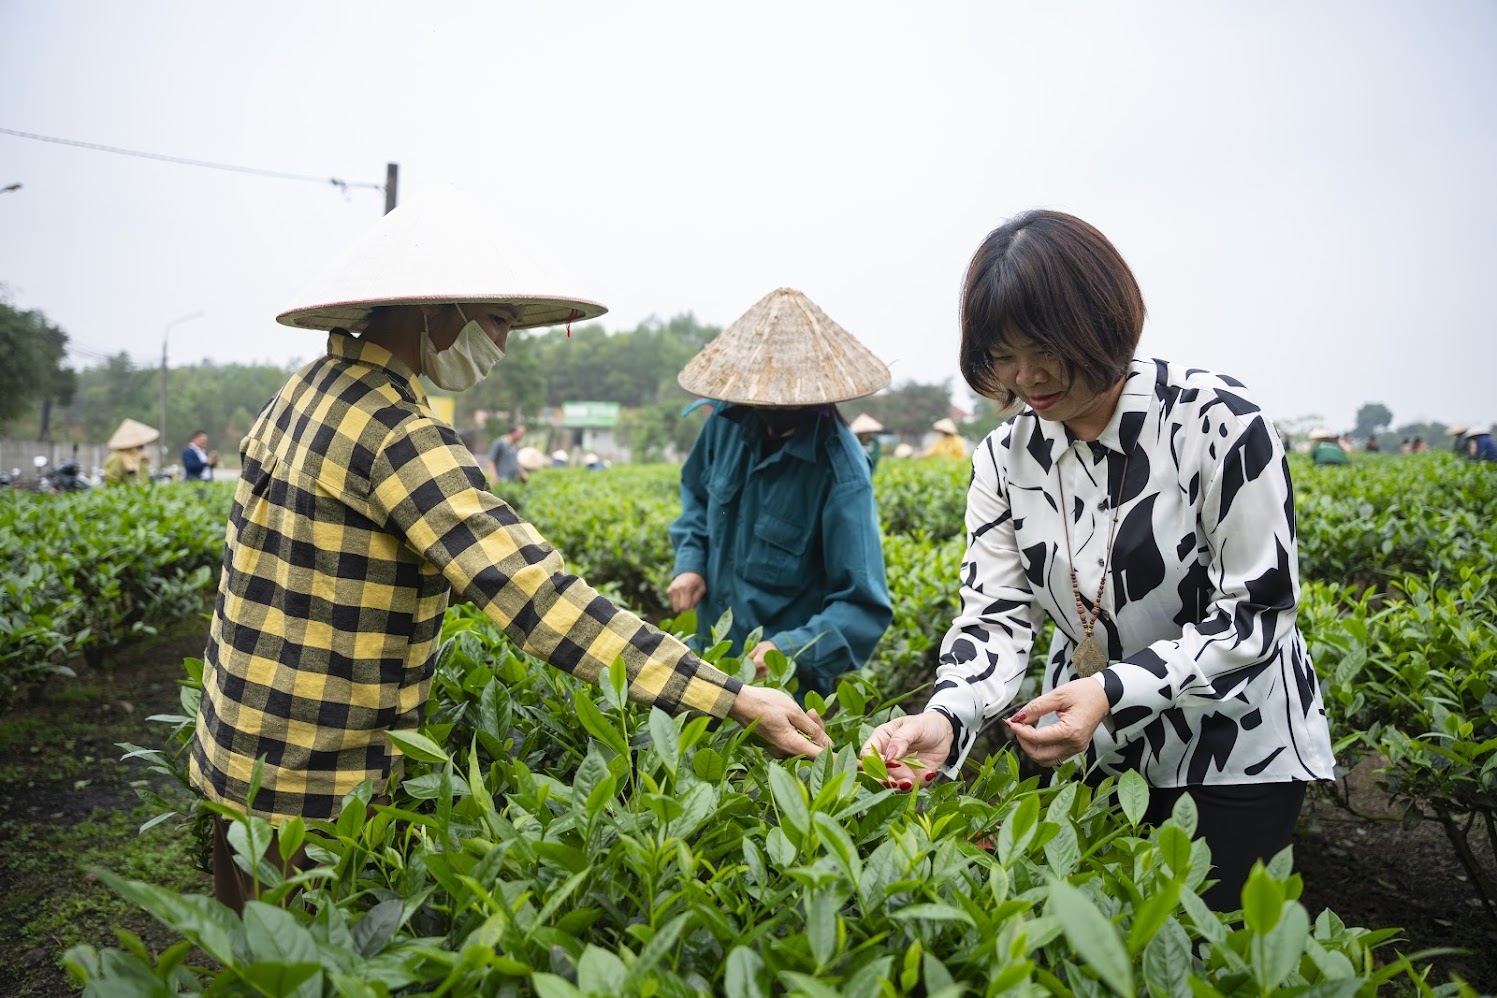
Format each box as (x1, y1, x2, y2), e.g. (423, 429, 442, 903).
(419, 305, 508, 391)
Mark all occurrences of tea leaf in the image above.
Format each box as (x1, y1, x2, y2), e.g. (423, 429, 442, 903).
(386, 729, 450, 765)
(1048, 878, 1134, 997)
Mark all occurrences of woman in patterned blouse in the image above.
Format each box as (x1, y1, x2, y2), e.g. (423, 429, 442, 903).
(864, 210, 1335, 910)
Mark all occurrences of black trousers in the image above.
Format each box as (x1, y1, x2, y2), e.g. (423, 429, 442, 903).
(1140, 781, 1308, 911)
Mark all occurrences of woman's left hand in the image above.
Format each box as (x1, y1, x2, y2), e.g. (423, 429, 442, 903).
(1004, 677, 1111, 767)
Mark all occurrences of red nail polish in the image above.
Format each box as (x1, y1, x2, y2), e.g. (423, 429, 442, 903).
(899, 780, 913, 791)
(923, 771, 936, 781)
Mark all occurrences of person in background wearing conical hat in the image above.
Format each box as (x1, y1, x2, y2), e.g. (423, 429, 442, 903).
(191, 191, 828, 914)
(1460, 424, 1497, 462)
(1307, 427, 1349, 466)
(668, 288, 894, 700)
(1445, 423, 1469, 455)
(922, 416, 968, 460)
(848, 412, 885, 472)
(102, 418, 159, 486)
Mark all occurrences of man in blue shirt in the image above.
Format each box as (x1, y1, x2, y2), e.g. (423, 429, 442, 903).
(668, 288, 894, 698)
(182, 430, 218, 481)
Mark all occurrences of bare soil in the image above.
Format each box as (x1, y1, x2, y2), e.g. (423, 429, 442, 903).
(1296, 760, 1496, 992)
(1, 631, 1492, 995)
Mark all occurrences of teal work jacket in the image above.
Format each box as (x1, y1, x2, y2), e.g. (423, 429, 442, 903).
(670, 405, 893, 697)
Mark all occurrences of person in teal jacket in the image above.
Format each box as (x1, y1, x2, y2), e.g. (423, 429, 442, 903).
(668, 288, 894, 698)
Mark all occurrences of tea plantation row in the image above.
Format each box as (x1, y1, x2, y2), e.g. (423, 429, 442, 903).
(2, 453, 1492, 994)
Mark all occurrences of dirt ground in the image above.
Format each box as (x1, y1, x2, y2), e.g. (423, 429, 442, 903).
(0, 631, 1492, 996)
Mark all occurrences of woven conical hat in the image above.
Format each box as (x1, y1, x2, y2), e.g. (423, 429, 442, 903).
(1446, 423, 1468, 436)
(677, 288, 890, 407)
(932, 417, 959, 435)
(277, 184, 606, 333)
(107, 418, 160, 450)
(848, 413, 884, 435)
(1308, 427, 1335, 441)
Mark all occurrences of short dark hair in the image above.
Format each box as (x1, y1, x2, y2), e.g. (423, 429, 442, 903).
(959, 210, 1146, 404)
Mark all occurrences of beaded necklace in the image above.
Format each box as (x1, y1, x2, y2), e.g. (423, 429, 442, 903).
(1055, 446, 1131, 677)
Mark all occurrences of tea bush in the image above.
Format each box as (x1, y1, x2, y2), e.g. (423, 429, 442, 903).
(0, 483, 231, 709)
(77, 609, 1432, 995)
(1306, 569, 1497, 920)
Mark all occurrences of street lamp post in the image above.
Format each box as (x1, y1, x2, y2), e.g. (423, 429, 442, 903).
(161, 310, 206, 469)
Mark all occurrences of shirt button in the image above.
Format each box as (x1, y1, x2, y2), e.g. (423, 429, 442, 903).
(1096, 558, 1105, 566)
(1097, 499, 1109, 510)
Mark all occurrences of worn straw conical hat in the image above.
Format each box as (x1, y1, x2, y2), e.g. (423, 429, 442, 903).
(932, 417, 959, 435)
(1307, 427, 1335, 441)
(277, 184, 606, 333)
(516, 446, 547, 471)
(677, 288, 890, 407)
(848, 413, 884, 435)
(107, 418, 160, 450)
(1446, 423, 1469, 437)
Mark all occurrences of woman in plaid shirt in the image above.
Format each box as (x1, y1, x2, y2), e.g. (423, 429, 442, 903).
(192, 188, 828, 910)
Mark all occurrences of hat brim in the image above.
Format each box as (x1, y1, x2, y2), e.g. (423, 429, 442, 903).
(277, 294, 607, 333)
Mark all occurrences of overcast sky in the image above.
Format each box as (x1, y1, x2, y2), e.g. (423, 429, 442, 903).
(2, 2, 1493, 433)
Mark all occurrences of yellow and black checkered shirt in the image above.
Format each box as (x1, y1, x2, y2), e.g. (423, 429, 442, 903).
(190, 332, 741, 821)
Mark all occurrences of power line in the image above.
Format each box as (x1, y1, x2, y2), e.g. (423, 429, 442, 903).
(0, 126, 385, 195)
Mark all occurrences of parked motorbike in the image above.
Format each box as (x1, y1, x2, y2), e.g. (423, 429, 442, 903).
(34, 454, 93, 493)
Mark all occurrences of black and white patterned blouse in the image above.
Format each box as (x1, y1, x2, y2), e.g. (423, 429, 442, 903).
(927, 358, 1336, 787)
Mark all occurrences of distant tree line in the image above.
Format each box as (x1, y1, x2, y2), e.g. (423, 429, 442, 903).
(2, 301, 998, 463)
(0, 291, 76, 438)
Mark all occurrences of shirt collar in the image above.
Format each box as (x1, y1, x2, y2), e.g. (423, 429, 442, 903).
(719, 403, 832, 464)
(1031, 358, 1153, 458)
(327, 330, 428, 406)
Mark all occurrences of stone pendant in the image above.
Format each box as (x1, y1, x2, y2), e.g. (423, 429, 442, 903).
(1074, 633, 1107, 677)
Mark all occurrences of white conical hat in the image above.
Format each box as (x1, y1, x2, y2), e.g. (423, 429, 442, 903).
(1308, 427, 1335, 440)
(848, 413, 884, 435)
(932, 417, 959, 435)
(1446, 423, 1468, 436)
(677, 288, 890, 407)
(277, 184, 607, 332)
(107, 418, 160, 450)
(516, 446, 547, 471)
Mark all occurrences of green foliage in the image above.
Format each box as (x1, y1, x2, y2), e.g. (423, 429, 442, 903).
(871, 458, 970, 542)
(79, 613, 1423, 995)
(0, 290, 76, 430)
(15, 348, 297, 459)
(1307, 569, 1497, 918)
(1292, 453, 1497, 590)
(0, 484, 231, 709)
(1352, 402, 1393, 440)
(852, 380, 959, 442)
(456, 313, 720, 429)
(497, 464, 684, 617)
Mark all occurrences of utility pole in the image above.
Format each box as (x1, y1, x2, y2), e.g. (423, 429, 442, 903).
(161, 310, 206, 468)
(384, 162, 398, 214)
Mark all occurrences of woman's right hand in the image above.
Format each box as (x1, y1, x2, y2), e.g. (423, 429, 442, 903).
(668, 572, 707, 613)
(860, 711, 953, 791)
